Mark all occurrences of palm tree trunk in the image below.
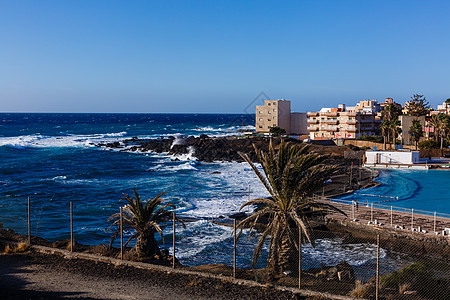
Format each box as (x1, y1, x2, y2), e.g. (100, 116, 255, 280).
(134, 230, 161, 259)
(279, 233, 298, 274)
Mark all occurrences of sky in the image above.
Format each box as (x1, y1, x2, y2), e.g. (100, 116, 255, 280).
(0, 0, 449, 113)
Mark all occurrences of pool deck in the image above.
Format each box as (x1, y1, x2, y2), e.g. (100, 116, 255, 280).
(317, 196, 450, 238)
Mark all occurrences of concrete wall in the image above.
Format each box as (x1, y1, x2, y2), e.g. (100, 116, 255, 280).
(290, 112, 308, 135)
(344, 139, 416, 150)
(399, 115, 426, 145)
(277, 100, 291, 134)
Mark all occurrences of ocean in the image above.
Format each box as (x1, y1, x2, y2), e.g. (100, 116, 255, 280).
(0, 113, 411, 278)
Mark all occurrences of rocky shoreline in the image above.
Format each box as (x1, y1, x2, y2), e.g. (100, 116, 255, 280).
(97, 135, 354, 163)
(98, 135, 374, 197)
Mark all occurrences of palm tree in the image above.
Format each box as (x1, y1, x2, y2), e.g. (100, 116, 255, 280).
(409, 120, 423, 150)
(108, 189, 177, 259)
(390, 118, 401, 148)
(430, 113, 450, 150)
(381, 120, 390, 150)
(237, 140, 343, 275)
(381, 104, 400, 149)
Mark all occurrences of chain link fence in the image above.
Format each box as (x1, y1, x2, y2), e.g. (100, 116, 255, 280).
(1, 197, 449, 300)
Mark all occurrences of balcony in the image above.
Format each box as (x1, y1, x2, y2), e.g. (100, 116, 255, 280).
(320, 112, 338, 117)
(322, 119, 339, 124)
(346, 120, 357, 125)
(360, 119, 374, 123)
(322, 126, 338, 131)
(307, 112, 319, 117)
(307, 126, 319, 131)
(347, 127, 357, 132)
(307, 119, 319, 124)
(346, 112, 357, 117)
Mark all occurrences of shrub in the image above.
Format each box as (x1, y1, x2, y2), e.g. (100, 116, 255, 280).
(356, 135, 383, 143)
(350, 280, 372, 298)
(418, 139, 438, 149)
(269, 126, 286, 137)
(381, 262, 450, 300)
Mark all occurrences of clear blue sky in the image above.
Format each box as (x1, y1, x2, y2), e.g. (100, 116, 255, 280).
(1, 0, 449, 113)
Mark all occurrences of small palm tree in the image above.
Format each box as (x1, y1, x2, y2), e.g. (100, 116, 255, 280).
(108, 189, 176, 259)
(430, 113, 450, 150)
(237, 140, 343, 275)
(409, 120, 423, 150)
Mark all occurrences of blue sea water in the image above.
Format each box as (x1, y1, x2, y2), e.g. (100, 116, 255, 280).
(0, 113, 421, 276)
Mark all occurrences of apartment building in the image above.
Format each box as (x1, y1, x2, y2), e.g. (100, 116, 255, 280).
(307, 100, 382, 139)
(436, 100, 450, 114)
(255, 99, 307, 135)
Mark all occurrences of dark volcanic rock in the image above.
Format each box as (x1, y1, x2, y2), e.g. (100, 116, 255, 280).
(102, 136, 355, 166)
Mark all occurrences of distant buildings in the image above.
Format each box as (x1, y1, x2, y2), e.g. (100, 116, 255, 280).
(255, 99, 307, 135)
(307, 100, 382, 139)
(254, 97, 446, 144)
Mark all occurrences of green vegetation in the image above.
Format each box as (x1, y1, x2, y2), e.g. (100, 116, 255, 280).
(418, 139, 438, 149)
(409, 120, 423, 150)
(269, 126, 286, 137)
(356, 135, 383, 143)
(108, 189, 180, 259)
(405, 94, 431, 117)
(381, 104, 402, 149)
(429, 113, 450, 150)
(381, 262, 450, 299)
(237, 140, 343, 275)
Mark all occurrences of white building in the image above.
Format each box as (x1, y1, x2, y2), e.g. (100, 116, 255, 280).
(364, 151, 425, 169)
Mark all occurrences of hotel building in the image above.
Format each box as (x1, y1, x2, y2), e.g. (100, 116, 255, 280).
(307, 100, 382, 139)
(255, 99, 308, 135)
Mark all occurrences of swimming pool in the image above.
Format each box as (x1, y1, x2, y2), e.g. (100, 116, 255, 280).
(337, 169, 450, 215)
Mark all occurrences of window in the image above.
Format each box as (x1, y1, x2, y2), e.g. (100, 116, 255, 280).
(268, 103, 271, 106)
(273, 102, 277, 105)
(259, 125, 262, 128)
(259, 118, 263, 121)
(273, 109, 277, 112)
(259, 111, 263, 114)
(268, 111, 271, 114)
(268, 119, 271, 121)
(273, 116, 277, 119)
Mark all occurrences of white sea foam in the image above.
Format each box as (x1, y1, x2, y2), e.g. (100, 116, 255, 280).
(149, 161, 198, 172)
(165, 220, 232, 259)
(303, 238, 386, 266)
(0, 132, 128, 149)
(181, 161, 268, 218)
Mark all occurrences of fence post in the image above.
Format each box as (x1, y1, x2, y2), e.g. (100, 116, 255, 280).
(298, 229, 302, 290)
(376, 234, 380, 300)
(70, 201, 73, 251)
(371, 203, 373, 223)
(390, 206, 393, 227)
(349, 163, 353, 186)
(233, 219, 237, 278)
(120, 206, 123, 260)
(27, 197, 31, 245)
(433, 212, 436, 233)
(172, 212, 176, 269)
(411, 209, 414, 231)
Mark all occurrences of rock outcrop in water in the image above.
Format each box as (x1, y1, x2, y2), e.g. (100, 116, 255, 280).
(98, 136, 351, 164)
